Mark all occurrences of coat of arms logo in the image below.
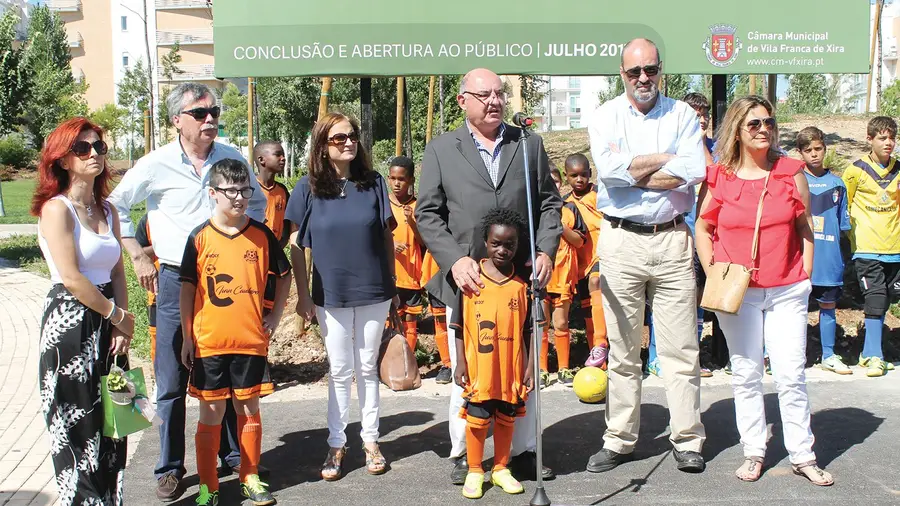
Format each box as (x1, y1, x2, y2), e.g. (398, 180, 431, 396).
(703, 24, 742, 68)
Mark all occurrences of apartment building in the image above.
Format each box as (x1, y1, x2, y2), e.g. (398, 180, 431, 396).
(532, 76, 610, 132)
(154, 0, 219, 97)
(0, 0, 29, 40)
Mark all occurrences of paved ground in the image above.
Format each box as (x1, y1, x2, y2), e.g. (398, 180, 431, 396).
(0, 264, 57, 506)
(0, 225, 38, 240)
(125, 372, 900, 505)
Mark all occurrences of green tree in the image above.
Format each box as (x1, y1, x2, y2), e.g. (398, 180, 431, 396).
(117, 59, 150, 151)
(0, 12, 27, 135)
(19, 5, 86, 146)
(89, 103, 127, 149)
(663, 74, 690, 100)
(518, 75, 548, 116)
(598, 76, 624, 104)
(155, 43, 184, 145)
(786, 74, 828, 114)
(880, 80, 900, 118)
(220, 82, 247, 150)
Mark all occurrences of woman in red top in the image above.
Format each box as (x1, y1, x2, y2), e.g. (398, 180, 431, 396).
(696, 96, 832, 486)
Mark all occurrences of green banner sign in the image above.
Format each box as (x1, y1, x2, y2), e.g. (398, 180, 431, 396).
(213, 0, 869, 77)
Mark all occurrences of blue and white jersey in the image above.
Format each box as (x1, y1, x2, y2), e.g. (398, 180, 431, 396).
(805, 169, 851, 286)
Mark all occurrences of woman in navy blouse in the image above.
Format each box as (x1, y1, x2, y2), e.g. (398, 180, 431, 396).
(286, 112, 399, 481)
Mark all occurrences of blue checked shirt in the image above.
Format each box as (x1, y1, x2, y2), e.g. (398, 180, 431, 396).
(467, 121, 506, 186)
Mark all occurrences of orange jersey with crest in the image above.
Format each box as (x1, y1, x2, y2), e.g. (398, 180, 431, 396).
(451, 261, 534, 405)
(547, 202, 587, 296)
(180, 219, 291, 358)
(420, 250, 440, 288)
(390, 197, 423, 290)
(257, 179, 290, 242)
(566, 186, 604, 278)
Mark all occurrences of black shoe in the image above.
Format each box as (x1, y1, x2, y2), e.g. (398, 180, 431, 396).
(451, 455, 468, 485)
(509, 451, 556, 481)
(225, 463, 270, 479)
(155, 474, 185, 502)
(435, 366, 453, 384)
(673, 449, 705, 473)
(586, 448, 634, 473)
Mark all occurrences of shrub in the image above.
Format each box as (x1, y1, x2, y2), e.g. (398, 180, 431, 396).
(880, 80, 900, 118)
(371, 139, 395, 168)
(0, 165, 13, 181)
(823, 148, 851, 175)
(0, 134, 36, 170)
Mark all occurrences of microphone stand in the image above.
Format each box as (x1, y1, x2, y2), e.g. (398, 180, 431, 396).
(518, 118, 551, 506)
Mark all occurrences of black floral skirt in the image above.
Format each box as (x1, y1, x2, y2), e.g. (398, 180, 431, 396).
(39, 283, 126, 506)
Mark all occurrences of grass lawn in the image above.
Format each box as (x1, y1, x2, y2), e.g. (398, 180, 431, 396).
(0, 179, 38, 224)
(0, 206, 151, 359)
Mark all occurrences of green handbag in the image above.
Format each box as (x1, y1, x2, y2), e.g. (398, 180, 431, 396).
(101, 356, 154, 439)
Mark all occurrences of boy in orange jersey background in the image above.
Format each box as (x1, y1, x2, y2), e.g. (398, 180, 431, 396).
(253, 141, 291, 249)
(179, 159, 292, 506)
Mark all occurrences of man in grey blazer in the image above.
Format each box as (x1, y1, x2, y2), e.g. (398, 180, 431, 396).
(415, 68, 563, 485)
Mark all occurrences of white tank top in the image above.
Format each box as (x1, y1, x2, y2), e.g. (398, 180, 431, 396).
(38, 195, 122, 285)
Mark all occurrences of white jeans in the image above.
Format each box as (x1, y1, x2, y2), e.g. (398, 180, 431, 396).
(446, 305, 537, 459)
(715, 279, 816, 464)
(317, 300, 391, 449)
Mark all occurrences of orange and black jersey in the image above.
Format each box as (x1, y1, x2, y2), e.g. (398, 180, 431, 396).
(450, 260, 540, 405)
(547, 202, 587, 296)
(179, 218, 291, 358)
(420, 250, 440, 289)
(564, 185, 604, 278)
(257, 179, 290, 243)
(389, 196, 423, 290)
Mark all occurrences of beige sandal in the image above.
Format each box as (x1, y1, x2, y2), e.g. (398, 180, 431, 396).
(792, 460, 834, 486)
(321, 446, 346, 481)
(363, 444, 387, 475)
(735, 456, 764, 482)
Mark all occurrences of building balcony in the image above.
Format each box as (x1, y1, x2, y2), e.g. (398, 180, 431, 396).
(885, 38, 898, 61)
(73, 67, 84, 84)
(48, 0, 81, 12)
(157, 28, 213, 46)
(155, 0, 210, 9)
(158, 64, 216, 81)
(67, 31, 83, 49)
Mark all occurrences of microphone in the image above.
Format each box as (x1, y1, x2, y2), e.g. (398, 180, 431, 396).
(512, 112, 534, 129)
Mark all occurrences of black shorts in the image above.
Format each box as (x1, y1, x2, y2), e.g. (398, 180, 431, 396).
(463, 399, 525, 420)
(397, 288, 424, 315)
(811, 285, 842, 304)
(545, 292, 570, 308)
(854, 258, 900, 316)
(189, 354, 273, 401)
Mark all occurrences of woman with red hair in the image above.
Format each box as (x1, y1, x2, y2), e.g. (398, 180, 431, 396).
(33, 118, 135, 505)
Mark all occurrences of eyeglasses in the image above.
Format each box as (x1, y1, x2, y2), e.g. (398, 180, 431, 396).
(181, 106, 221, 120)
(745, 117, 776, 132)
(328, 132, 359, 146)
(463, 90, 508, 104)
(623, 63, 662, 79)
(71, 140, 108, 157)
(213, 186, 254, 200)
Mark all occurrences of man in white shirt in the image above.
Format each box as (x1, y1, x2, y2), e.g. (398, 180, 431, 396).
(109, 83, 267, 502)
(585, 38, 707, 474)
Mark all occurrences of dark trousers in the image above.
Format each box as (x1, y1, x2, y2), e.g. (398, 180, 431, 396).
(154, 266, 240, 479)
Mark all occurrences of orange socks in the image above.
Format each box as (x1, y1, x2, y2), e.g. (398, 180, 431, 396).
(492, 413, 516, 471)
(590, 291, 608, 348)
(465, 423, 489, 473)
(434, 317, 451, 367)
(540, 327, 550, 371)
(584, 317, 595, 350)
(403, 320, 418, 352)
(196, 423, 221, 492)
(554, 329, 571, 369)
(237, 413, 262, 482)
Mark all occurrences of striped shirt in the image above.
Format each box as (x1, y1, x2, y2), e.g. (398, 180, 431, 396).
(466, 121, 506, 187)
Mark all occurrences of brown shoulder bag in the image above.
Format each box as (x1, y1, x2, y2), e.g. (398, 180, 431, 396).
(377, 305, 422, 391)
(700, 172, 770, 315)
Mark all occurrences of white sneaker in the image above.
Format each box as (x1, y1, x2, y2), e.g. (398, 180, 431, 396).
(819, 355, 852, 375)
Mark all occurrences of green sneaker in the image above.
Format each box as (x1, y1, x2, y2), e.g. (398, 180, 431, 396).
(241, 474, 276, 506)
(557, 368, 575, 387)
(820, 355, 852, 375)
(195, 485, 219, 506)
(859, 355, 888, 377)
(723, 362, 732, 375)
(539, 370, 551, 389)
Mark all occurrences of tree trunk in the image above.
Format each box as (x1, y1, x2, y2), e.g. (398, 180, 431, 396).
(438, 76, 444, 134)
(142, 0, 155, 149)
(877, 12, 884, 111)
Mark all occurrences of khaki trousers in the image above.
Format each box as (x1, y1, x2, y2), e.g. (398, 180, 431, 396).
(598, 219, 706, 454)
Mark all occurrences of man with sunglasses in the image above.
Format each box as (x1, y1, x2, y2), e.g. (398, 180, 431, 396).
(585, 38, 708, 475)
(109, 82, 267, 502)
(416, 68, 562, 486)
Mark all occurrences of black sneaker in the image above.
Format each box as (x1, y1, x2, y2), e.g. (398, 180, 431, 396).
(435, 366, 453, 384)
(451, 455, 468, 485)
(509, 451, 555, 481)
(155, 473, 185, 502)
(241, 474, 276, 505)
(586, 448, 634, 473)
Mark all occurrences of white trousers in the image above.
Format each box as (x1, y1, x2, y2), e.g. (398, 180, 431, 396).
(317, 300, 392, 449)
(715, 279, 817, 464)
(446, 305, 537, 459)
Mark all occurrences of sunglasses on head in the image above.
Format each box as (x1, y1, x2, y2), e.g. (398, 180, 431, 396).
(71, 140, 108, 157)
(328, 132, 359, 146)
(746, 117, 776, 132)
(181, 106, 221, 120)
(623, 63, 661, 79)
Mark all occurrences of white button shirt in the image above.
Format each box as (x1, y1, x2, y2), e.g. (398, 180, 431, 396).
(108, 139, 267, 267)
(588, 94, 706, 224)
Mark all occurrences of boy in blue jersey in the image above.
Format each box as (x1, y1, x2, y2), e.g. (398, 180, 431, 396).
(798, 127, 853, 375)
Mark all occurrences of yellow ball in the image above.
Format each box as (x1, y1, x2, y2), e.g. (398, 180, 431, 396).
(573, 366, 608, 404)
